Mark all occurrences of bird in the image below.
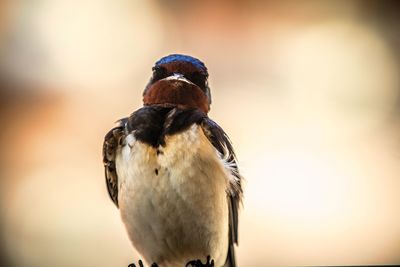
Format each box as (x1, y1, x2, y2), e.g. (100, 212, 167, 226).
(103, 54, 243, 267)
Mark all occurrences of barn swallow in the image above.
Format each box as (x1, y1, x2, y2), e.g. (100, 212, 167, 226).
(103, 54, 243, 267)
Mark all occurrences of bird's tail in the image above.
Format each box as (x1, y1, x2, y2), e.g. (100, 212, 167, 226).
(223, 243, 236, 267)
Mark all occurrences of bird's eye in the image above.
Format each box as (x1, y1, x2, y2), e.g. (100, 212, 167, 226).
(152, 66, 168, 82)
(187, 72, 207, 89)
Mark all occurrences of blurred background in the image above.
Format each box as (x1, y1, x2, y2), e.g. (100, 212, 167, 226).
(1, 0, 400, 266)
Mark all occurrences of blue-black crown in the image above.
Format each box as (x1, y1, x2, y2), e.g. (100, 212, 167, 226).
(155, 54, 207, 73)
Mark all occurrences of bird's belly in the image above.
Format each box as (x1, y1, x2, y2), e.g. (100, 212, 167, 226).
(116, 125, 230, 267)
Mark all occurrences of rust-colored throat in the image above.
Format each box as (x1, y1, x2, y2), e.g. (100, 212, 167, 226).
(143, 79, 210, 113)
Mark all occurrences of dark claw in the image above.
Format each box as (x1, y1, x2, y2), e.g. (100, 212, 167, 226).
(185, 255, 214, 267)
(128, 260, 158, 267)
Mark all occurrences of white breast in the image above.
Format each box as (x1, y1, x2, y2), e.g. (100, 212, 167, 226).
(115, 124, 230, 267)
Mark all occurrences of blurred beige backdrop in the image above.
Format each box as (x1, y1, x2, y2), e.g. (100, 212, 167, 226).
(1, 0, 400, 266)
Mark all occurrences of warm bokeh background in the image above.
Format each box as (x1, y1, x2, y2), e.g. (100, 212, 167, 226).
(1, 0, 399, 266)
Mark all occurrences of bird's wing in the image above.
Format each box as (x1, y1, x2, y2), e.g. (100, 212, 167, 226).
(201, 118, 243, 267)
(102, 118, 128, 208)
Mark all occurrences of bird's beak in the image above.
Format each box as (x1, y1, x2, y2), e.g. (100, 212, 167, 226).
(163, 73, 195, 85)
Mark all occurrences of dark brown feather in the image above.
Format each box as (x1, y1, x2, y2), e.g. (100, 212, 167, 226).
(103, 118, 127, 207)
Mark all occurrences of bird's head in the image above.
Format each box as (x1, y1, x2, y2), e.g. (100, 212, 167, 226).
(143, 54, 211, 113)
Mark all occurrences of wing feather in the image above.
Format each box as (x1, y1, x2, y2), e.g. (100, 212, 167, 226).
(103, 118, 127, 208)
(201, 118, 242, 267)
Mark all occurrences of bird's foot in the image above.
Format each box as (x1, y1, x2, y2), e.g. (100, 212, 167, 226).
(128, 260, 158, 267)
(185, 255, 214, 267)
